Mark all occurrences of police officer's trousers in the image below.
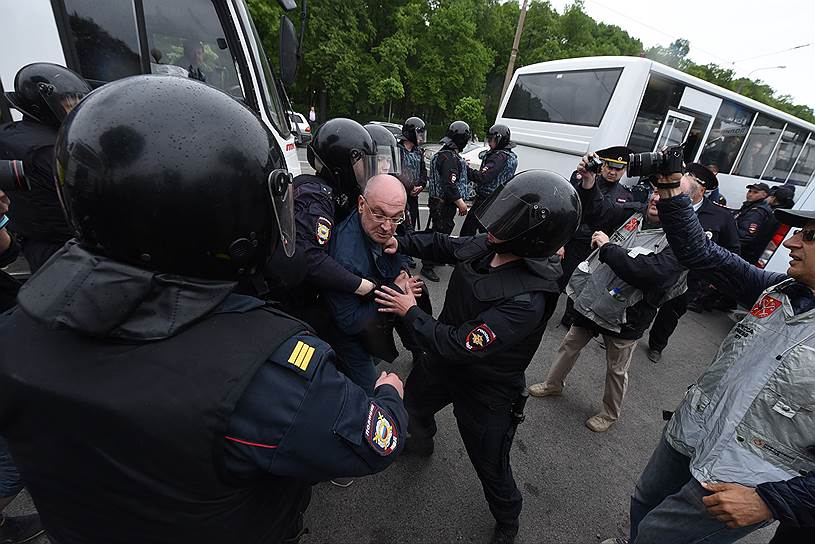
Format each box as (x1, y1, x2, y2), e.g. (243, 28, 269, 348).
(405, 359, 522, 527)
(459, 196, 487, 236)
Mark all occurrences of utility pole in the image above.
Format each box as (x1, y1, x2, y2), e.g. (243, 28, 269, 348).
(500, 0, 529, 104)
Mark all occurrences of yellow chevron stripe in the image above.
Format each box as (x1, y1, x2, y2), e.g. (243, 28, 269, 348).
(288, 341, 305, 366)
(298, 346, 315, 371)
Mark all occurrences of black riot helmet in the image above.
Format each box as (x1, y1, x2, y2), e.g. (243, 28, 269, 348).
(486, 123, 513, 150)
(401, 116, 426, 146)
(307, 118, 379, 197)
(55, 75, 295, 280)
(364, 123, 402, 175)
(442, 120, 471, 152)
(5, 63, 91, 128)
(477, 170, 581, 258)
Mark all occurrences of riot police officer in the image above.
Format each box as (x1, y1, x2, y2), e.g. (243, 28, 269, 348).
(559, 145, 637, 327)
(0, 63, 91, 272)
(0, 76, 407, 544)
(397, 116, 428, 231)
(734, 182, 774, 264)
(376, 171, 580, 544)
(280, 118, 386, 330)
(421, 120, 470, 282)
(460, 123, 518, 236)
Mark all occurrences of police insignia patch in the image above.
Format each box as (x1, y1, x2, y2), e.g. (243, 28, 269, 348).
(748, 223, 758, 235)
(465, 323, 496, 351)
(365, 403, 398, 456)
(451, 173, 458, 182)
(623, 217, 639, 232)
(316, 216, 332, 246)
(750, 294, 782, 319)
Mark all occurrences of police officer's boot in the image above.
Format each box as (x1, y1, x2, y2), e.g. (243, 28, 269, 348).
(0, 513, 45, 544)
(489, 523, 518, 544)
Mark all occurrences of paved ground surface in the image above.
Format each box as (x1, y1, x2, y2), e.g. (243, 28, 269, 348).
(5, 147, 777, 542)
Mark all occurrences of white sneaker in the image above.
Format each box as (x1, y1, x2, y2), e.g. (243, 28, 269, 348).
(585, 414, 615, 432)
(527, 382, 563, 397)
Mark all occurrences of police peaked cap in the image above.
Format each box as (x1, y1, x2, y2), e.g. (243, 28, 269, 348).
(687, 163, 718, 191)
(596, 146, 633, 167)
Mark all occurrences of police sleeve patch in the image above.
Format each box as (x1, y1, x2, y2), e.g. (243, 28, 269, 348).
(747, 223, 759, 235)
(465, 323, 496, 351)
(623, 217, 639, 232)
(365, 403, 398, 456)
(316, 216, 332, 246)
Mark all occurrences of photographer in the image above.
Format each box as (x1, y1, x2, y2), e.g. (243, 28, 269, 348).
(528, 147, 690, 433)
(559, 146, 641, 327)
(645, 164, 740, 363)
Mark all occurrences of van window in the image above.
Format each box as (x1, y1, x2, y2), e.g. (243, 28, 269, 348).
(699, 100, 754, 173)
(62, 0, 142, 83)
(762, 126, 809, 183)
(732, 114, 784, 178)
(628, 75, 683, 152)
(787, 138, 815, 186)
(503, 68, 622, 127)
(142, 0, 244, 99)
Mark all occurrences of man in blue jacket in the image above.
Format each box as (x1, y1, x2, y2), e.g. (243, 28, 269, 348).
(602, 171, 815, 543)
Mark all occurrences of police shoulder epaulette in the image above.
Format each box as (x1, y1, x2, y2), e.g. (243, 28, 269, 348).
(270, 334, 324, 379)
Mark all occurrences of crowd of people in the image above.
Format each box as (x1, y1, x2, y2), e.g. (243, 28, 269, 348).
(0, 62, 812, 544)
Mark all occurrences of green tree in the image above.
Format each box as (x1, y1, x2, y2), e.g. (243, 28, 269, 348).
(454, 96, 486, 137)
(370, 76, 405, 121)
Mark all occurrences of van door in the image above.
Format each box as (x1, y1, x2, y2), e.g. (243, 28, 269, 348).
(653, 110, 695, 150)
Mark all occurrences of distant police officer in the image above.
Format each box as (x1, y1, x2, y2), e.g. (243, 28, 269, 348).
(0, 63, 91, 272)
(421, 121, 470, 282)
(0, 76, 407, 543)
(397, 116, 428, 231)
(282, 118, 386, 330)
(559, 145, 637, 327)
(646, 164, 741, 363)
(460, 123, 518, 236)
(376, 171, 580, 544)
(734, 182, 774, 264)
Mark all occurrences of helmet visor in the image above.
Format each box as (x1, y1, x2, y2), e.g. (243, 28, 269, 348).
(39, 83, 90, 124)
(476, 190, 548, 241)
(374, 145, 402, 176)
(267, 169, 296, 257)
(414, 127, 427, 145)
(351, 150, 380, 191)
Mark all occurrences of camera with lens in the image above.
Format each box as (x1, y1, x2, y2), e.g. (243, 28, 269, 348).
(627, 144, 685, 178)
(0, 160, 30, 192)
(584, 155, 604, 174)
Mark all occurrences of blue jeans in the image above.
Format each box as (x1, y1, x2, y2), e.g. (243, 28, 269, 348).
(630, 431, 770, 543)
(0, 434, 23, 498)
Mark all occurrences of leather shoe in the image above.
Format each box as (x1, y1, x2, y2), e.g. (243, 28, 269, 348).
(489, 523, 518, 544)
(0, 513, 45, 544)
(420, 267, 440, 282)
(647, 348, 662, 363)
(527, 382, 562, 397)
(585, 414, 615, 432)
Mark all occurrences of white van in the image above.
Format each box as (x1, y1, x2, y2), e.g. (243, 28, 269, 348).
(0, 0, 301, 175)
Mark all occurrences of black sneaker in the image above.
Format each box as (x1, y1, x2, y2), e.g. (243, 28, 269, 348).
(0, 514, 45, 544)
(647, 348, 662, 363)
(420, 267, 440, 282)
(489, 523, 518, 544)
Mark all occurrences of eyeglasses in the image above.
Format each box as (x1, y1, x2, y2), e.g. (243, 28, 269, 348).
(792, 228, 815, 242)
(362, 197, 405, 225)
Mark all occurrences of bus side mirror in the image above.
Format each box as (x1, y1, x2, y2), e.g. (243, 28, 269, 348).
(279, 15, 298, 87)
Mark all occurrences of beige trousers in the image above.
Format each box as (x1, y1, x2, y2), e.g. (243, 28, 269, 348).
(544, 325, 637, 421)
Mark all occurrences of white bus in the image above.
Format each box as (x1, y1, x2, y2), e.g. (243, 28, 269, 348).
(0, 0, 301, 175)
(495, 56, 815, 208)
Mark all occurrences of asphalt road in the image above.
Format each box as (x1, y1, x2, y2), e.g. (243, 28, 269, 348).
(5, 148, 777, 543)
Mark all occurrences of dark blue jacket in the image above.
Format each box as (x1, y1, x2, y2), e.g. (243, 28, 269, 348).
(657, 193, 815, 527)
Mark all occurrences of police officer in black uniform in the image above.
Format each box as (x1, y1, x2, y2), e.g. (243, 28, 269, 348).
(559, 146, 638, 327)
(280, 118, 386, 330)
(460, 123, 518, 236)
(397, 116, 428, 231)
(0, 63, 91, 272)
(0, 76, 407, 544)
(646, 163, 740, 362)
(375, 171, 580, 544)
(421, 121, 470, 282)
(734, 182, 774, 265)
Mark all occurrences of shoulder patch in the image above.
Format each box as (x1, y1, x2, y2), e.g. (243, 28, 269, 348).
(287, 340, 316, 371)
(623, 217, 639, 232)
(365, 403, 398, 456)
(747, 223, 759, 235)
(269, 334, 323, 379)
(750, 294, 782, 319)
(316, 216, 332, 246)
(465, 323, 496, 351)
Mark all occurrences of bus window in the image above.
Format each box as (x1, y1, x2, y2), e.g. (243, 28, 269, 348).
(503, 68, 623, 127)
(142, 0, 244, 100)
(699, 100, 754, 174)
(787, 138, 815, 186)
(733, 114, 784, 178)
(62, 0, 142, 84)
(762, 126, 808, 183)
(628, 75, 683, 153)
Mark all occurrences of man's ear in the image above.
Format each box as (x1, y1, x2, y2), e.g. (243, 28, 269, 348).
(358, 194, 365, 213)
